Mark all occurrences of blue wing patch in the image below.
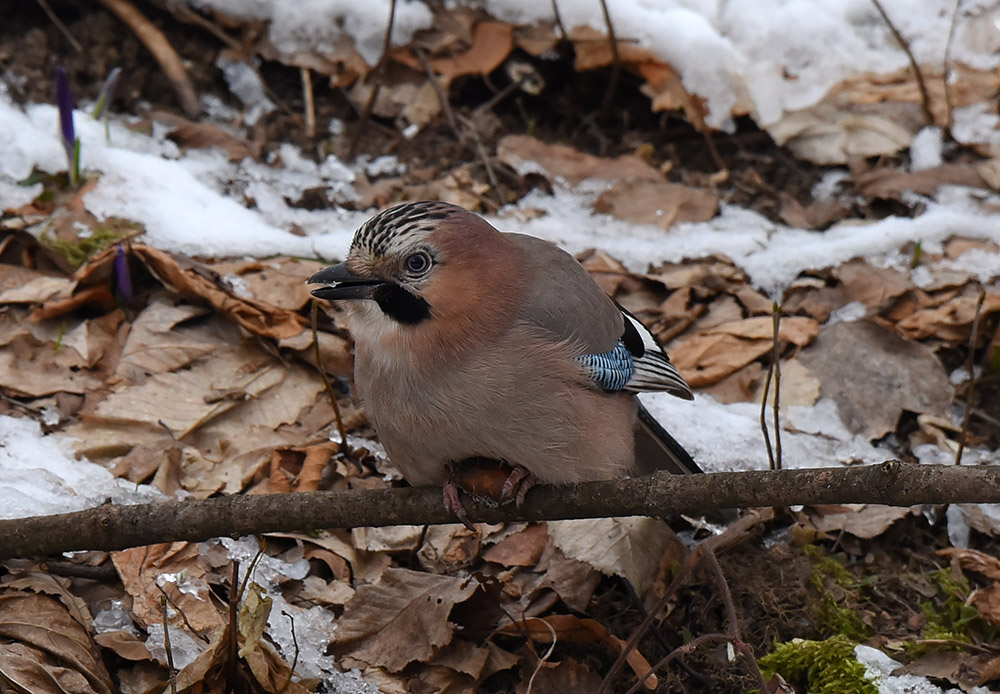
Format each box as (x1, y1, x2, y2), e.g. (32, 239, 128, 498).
(576, 340, 636, 392)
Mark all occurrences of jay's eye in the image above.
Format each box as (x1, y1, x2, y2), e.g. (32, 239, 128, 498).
(405, 251, 431, 275)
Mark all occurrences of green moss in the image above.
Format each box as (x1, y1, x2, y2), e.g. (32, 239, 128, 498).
(804, 545, 872, 640)
(914, 568, 996, 647)
(40, 219, 142, 268)
(760, 635, 877, 694)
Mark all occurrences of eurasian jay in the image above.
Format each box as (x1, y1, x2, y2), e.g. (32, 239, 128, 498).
(309, 201, 698, 518)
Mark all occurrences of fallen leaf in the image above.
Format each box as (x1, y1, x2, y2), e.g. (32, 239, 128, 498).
(832, 259, 913, 310)
(798, 320, 953, 439)
(497, 135, 661, 185)
(854, 164, 987, 199)
(937, 548, 1000, 582)
(496, 614, 657, 689)
(547, 517, 679, 596)
(804, 505, 920, 539)
(428, 22, 513, 79)
(331, 568, 479, 672)
(593, 179, 718, 228)
(483, 523, 548, 567)
(897, 291, 1000, 343)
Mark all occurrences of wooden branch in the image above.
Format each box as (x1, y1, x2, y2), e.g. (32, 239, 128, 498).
(1, 462, 999, 559)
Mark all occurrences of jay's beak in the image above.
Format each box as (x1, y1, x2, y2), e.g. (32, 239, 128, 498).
(308, 263, 384, 301)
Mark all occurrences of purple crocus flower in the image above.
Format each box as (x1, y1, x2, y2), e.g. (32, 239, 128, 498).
(56, 65, 79, 185)
(115, 244, 134, 303)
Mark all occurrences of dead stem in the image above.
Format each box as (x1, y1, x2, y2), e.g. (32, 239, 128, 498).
(301, 67, 316, 138)
(311, 300, 349, 453)
(942, 0, 962, 136)
(599, 510, 774, 693)
(33, 0, 82, 53)
(416, 47, 504, 208)
(871, 0, 934, 126)
(598, 0, 621, 114)
(771, 303, 783, 470)
(350, 0, 398, 157)
(955, 289, 986, 465)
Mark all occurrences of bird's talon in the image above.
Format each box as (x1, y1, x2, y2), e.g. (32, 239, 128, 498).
(499, 464, 536, 508)
(443, 481, 476, 531)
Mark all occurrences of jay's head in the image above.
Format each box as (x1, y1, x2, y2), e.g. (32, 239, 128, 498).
(309, 201, 521, 335)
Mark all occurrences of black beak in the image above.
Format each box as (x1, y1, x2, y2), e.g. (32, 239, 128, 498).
(307, 263, 384, 301)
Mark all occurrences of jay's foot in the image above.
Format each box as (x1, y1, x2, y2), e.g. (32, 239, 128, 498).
(443, 457, 537, 526)
(498, 464, 536, 509)
(442, 481, 476, 531)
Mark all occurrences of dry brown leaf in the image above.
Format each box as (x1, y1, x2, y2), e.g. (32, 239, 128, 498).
(113, 299, 214, 384)
(496, 614, 657, 689)
(778, 193, 848, 229)
(670, 316, 818, 387)
(897, 291, 1000, 343)
(93, 630, 153, 661)
(854, 164, 987, 199)
(593, 179, 718, 228)
(832, 259, 913, 310)
(112, 543, 223, 634)
(331, 568, 479, 672)
(210, 257, 325, 311)
(483, 523, 548, 567)
(428, 22, 513, 79)
(547, 517, 679, 596)
(973, 584, 1000, 630)
(0, 265, 74, 304)
(751, 358, 819, 410)
(798, 320, 953, 439)
(417, 525, 482, 574)
(804, 505, 920, 539)
(131, 245, 308, 340)
(516, 658, 602, 694)
(497, 134, 661, 185)
(151, 110, 256, 161)
(896, 649, 1000, 690)
(937, 548, 1000, 582)
(0, 589, 114, 694)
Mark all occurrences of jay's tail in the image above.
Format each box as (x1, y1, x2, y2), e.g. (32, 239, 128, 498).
(633, 400, 702, 475)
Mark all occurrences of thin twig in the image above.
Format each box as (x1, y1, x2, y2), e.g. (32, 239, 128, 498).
(871, 0, 934, 126)
(703, 550, 769, 691)
(96, 0, 201, 117)
(416, 48, 504, 208)
(350, 0, 398, 157)
(301, 67, 316, 138)
(625, 634, 730, 694)
(600, 510, 774, 693)
(942, 0, 962, 137)
(279, 610, 300, 693)
(760, 357, 776, 472)
(597, 0, 621, 114)
(550, 0, 567, 40)
(311, 301, 349, 453)
(771, 303, 783, 471)
(523, 617, 557, 694)
(956, 289, 986, 465)
(33, 0, 82, 52)
(156, 584, 211, 644)
(226, 561, 239, 690)
(161, 595, 178, 694)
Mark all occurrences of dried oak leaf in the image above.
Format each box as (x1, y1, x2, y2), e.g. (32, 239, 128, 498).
(798, 320, 953, 439)
(670, 316, 818, 387)
(331, 567, 479, 672)
(897, 291, 1000, 344)
(0, 588, 114, 694)
(937, 548, 1000, 582)
(832, 259, 913, 310)
(497, 135, 661, 185)
(496, 614, 657, 689)
(547, 517, 682, 596)
(593, 179, 718, 228)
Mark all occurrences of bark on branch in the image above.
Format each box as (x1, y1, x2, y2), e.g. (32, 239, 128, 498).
(1, 462, 998, 560)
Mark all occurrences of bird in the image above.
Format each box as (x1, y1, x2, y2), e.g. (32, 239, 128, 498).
(309, 201, 698, 521)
